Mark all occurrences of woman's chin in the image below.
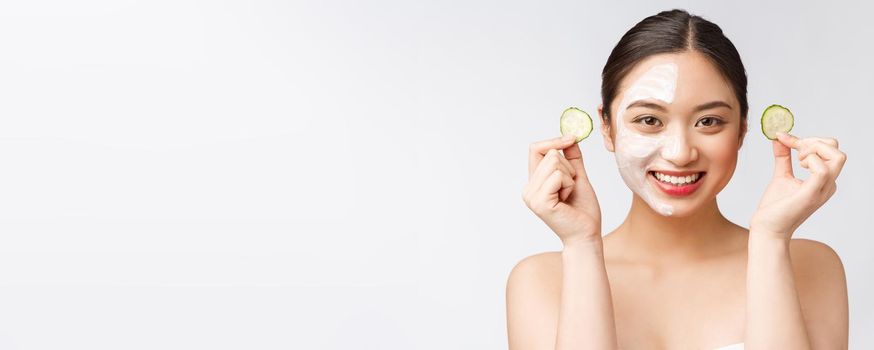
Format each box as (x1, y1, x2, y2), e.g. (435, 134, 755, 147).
(657, 202, 701, 218)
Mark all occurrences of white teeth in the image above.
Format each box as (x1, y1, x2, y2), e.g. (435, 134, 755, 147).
(653, 172, 701, 185)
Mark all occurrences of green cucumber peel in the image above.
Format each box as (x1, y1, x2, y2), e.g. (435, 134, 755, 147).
(761, 104, 794, 140)
(559, 107, 593, 143)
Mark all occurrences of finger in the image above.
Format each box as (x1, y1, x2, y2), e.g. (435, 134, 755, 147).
(529, 149, 574, 191)
(555, 149, 577, 178)
(807, 137, 839, 148)
(529, 135, 578, 176)
(529, 171, 562, 213)
(832, 150, 847, 179)
(798, 140, 842, 161)
(561, 140, 589, 180)
(558, 174, 575, 201)
(776, 132, 803, 150)
(772, 138, 794, 178)
(538, 149, 576, 179)
(536, 170, 574, 205)
(544, 148, 575, 179)
(799, 153, 829, 197)
(796, 141, 847, 179)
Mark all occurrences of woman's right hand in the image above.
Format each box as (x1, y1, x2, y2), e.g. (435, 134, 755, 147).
(522, 135, 602, 246)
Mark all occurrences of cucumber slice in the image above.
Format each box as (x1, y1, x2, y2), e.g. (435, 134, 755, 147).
(560, 107, 593, 143)
(761, 104, 794, 140)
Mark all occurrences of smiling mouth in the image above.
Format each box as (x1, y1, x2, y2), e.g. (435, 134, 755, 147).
(648, 171, 706, 186)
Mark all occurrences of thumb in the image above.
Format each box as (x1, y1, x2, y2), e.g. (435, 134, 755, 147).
(772, 133, 794, 178)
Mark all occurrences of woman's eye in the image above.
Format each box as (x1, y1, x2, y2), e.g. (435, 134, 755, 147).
(636, 116, 662, 127)
(696, 116, 723, 127)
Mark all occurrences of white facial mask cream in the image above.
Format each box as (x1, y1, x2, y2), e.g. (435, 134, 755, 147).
(612, 62, 680, 216)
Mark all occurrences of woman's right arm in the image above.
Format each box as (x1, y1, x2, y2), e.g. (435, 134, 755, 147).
(555, 237, 617, 350)
(507, 135, 618, 350)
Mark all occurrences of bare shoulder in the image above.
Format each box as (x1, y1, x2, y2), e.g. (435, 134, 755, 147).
(509, 251, 563, 272)
(787, 238, 847, 300)
(788, 238, 846, 278)
(506, 251, 563, 296)
(506, 251, 563, 349)
(788, 238, 849, 348)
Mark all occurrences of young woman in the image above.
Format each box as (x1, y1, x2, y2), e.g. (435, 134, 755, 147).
(507, 9, 848, 350)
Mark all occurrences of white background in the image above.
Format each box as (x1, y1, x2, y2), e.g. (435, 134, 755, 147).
(0, 0, 871, 348)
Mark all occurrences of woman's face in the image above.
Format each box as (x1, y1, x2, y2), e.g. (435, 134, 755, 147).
(600, 51, 746, 217)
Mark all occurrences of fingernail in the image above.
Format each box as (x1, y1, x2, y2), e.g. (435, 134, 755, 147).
(776, 131, 787, 138)
(561, 134, 575, 142)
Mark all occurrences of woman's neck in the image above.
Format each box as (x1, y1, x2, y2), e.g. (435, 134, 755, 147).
(606, 195, 744, 265)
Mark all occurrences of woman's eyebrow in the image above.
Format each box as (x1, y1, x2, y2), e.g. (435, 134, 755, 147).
(626, 100, 733, 112)
(693, 100, 733, 112)
(627, 100, 667, 111)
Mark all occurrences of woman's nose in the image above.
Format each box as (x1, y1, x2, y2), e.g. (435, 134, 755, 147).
(659, 132, 698, 166)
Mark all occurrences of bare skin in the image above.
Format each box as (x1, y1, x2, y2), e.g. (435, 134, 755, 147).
(509, 51, 848, 350)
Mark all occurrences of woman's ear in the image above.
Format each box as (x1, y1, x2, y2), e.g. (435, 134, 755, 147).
(737, 117, 748, 150)
(599, 104, 615, 152)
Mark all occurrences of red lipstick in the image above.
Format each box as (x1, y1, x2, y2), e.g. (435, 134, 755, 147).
(647, 171, 705, 197)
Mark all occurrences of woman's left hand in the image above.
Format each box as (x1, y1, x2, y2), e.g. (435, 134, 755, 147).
(750, 132, 847, 240)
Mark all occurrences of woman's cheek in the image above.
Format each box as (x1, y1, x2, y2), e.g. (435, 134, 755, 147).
(703, 133, 741, 192)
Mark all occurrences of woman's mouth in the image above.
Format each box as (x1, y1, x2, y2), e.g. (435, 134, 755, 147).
(647, 170, 706, 197)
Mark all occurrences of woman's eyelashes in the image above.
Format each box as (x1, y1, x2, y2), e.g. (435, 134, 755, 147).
(632, 115, 663, 128)
(630, 115, 726, 131)
(695, 116, 726, 128)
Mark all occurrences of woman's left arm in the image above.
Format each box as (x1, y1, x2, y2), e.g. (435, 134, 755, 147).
(746, 132, 848, 350)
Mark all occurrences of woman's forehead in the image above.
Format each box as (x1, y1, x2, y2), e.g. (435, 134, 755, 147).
(615, 52, 738, 111)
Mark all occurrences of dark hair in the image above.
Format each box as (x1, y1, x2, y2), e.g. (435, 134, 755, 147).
(601, 9, 748, 128)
